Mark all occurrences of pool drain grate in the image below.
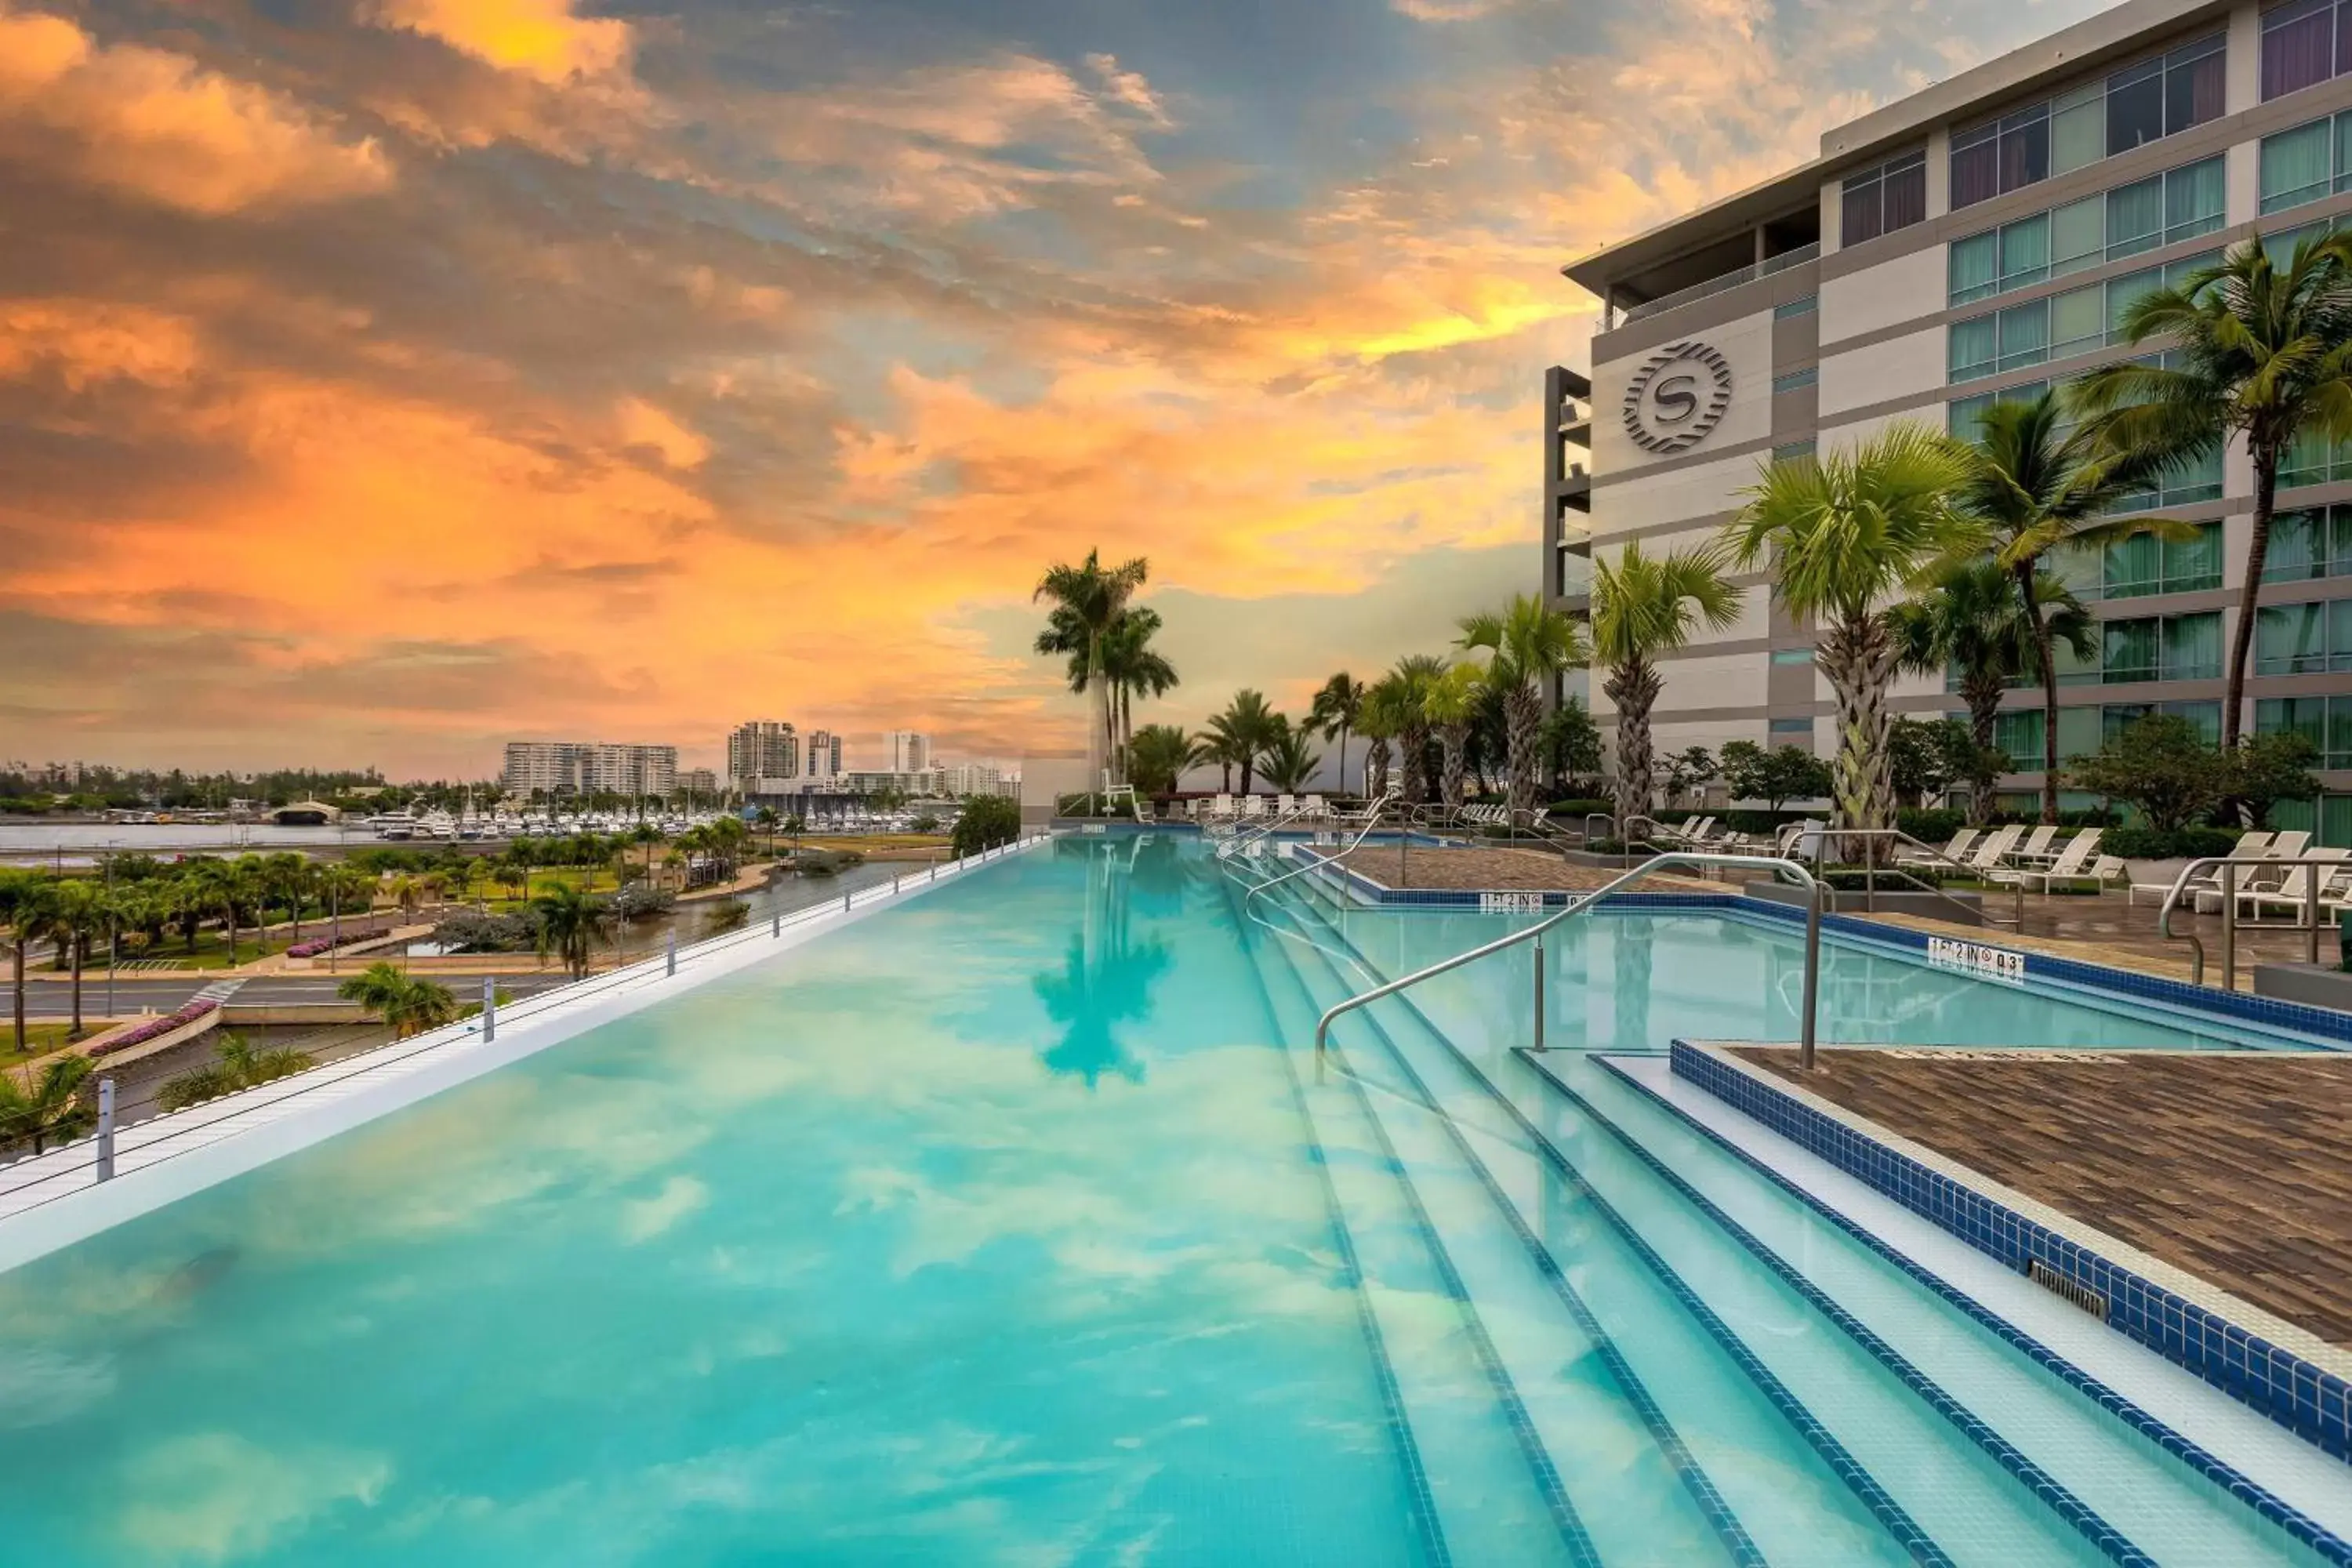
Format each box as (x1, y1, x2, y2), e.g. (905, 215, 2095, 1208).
(2027, 1259, 2110, 1323)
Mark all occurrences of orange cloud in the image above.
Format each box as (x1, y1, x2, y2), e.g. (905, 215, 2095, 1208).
(0, 299, 200, 391)
(0, 5, 391, 214)
(368, 0, 633, 85)
(615, 397, 710, 470)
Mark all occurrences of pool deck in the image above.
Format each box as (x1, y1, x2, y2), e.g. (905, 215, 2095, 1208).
(1730, 1045, 2352, 1352)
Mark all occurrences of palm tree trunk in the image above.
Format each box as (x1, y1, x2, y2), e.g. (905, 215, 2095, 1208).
(1400, 724, 1430, 804)
(1820, 615, 1898, 862)
(1505, 683, 1542, 821)
(1336, 726, 1350, 798)
(1962, 673, 2005, 829)
(2014, 564, 2060, 826)
(1440, 730, 1465, 808)
(1604, 657, 1660, 834)
(9, 944, 23, 1057)
(69, 938, 82, 1037)
(2224, 458, 2279, 753)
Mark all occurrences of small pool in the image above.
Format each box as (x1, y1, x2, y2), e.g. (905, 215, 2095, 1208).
(0, 837, 2335, 1565)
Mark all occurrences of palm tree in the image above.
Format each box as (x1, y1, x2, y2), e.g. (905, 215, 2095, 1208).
(1208, 690, 1284, 795)
(158, 1031, 315, 1112)
(337, 962, 459, 1039)
(1729, 424, 1982, 855)
(2073, 230, 2352, 750)
(1307, 673, 1365, 798)
(1890, 558, 2095, 826)
(1419, 663, 1486, 810)
(1034, 550, 1151, 786)
(532, 883, 608, 978)
(0, 1054, 93, 1154)
(1256, 722, 1324, 794)
(0, 872, 49, 1058)
(1357, 677, 1407, 798)
(753, 806, 779, 859)
(1588, 542, 1744, 831)
(1387, 654, 1449, 804)
(1098, 606, 1179, 773)
(1457, 594, 1593, 820)
(1955, 392, 2194, 820)
(38, 880, 103, 1039)
(1127, 724, 1204, 797)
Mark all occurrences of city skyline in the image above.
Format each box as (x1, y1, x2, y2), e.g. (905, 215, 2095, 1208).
(0, 0, 2121, 774)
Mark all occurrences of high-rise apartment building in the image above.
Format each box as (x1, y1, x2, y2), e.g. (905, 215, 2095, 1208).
(502, 741, 677, 799)
(1563, 0, 2352, 835)
(885, 731, 931, 773)
(677, 767, 719, 797)
(939, 762, 1011, 797)
(804, 730, 843, 782)
(725, 720, 800, 793)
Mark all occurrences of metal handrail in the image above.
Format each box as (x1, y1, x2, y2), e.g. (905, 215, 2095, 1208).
(1313, 852, 1827, 1069)
(1217, 797, 1313, 859)
(1766, 826, 2026, 930)
(1235, 789, 1399, 911)
(2158, 851, 2350, 989)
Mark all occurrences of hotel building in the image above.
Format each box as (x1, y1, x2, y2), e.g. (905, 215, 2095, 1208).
(502, 742, 678, 800)
(1557, 0, 2352, 838)
(725, 720, 801, 796)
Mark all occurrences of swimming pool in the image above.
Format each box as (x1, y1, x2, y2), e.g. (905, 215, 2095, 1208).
(0, 836, 2339, 1565)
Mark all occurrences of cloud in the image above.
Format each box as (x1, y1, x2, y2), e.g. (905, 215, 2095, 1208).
(615, 397, 710, 470)
(619, 1174, 710, 1243)
(118, 1433, 391, 1564)
(0, 6, 392, 215)
(367, 0, 633, 85)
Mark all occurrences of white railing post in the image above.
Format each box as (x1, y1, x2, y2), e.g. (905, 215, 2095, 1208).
(772, 911, 781, 938)
(95, 1078, 115, 1182)
(665, 930, 677, 977)
(842, 890, 851, 914)
(481, 976, 496, 1042)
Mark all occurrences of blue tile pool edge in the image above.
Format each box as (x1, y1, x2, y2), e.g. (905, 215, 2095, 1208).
(1653, 1040, 2352, 1545)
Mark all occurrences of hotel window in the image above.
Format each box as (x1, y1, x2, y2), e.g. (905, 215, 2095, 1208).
(1944, 158, 2223, 308)
(2103, 521, 2223, 597)
(1773, 294, 1819, 318)
(1840, 151, 1927, 245)
(2258, 695, 2352, 767)
(2256, 599, 2352, 673)
(1993, 709, 2045, 762)
(1771, 438, 1817, 463)
(1771, 365, 1818, 394)
(2104, 701, 2223, 745)
(2101, 612, 2221, 682)
(2263, 0, 2352, 101)
(2257, 114, 2352, 212)
(1948, 299, 2053, 381)
(1769, 647, 1814, 665)
(1947, 381, 2046, 441)
(2281, 424, 2352, 488)
(1767, 717, 1816, 747)
(2265, 506, 2352, 579)
(1951, 34, 2224, 209)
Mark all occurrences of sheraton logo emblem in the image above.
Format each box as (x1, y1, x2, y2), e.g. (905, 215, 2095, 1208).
(1621, 339, 1733, 454)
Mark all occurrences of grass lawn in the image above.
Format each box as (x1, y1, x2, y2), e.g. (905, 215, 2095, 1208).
(0, 1022, 90, 1071)
(799, 834, 950, 852)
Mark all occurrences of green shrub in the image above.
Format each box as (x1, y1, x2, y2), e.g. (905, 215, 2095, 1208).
(953, 796, 1022, 858)
(2103, 825, 2238, 861)
(1896, 808, 1967, 846)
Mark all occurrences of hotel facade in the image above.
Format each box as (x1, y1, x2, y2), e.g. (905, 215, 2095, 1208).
(1555, 0, 2352, 839)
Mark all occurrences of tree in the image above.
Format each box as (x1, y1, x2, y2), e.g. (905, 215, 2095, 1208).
(1661, 746, 1716, 808)
(38, 880, 103, 1038)
(2227, 731, 2322, 829)
(1034, 550, 1151, 787)
(952, 796, 1021, 858)
(1356, 678, 1406, 800)
(2073, 230, 2352, 751)
(753, 805, 779, 859)
(1098, 606, 1179, 775)
(0, 1054, 93, 1154)
(0, 872, 50, 1058)
(1207, 690, 1284, 795)
(1256, 722, 1324, 794)
(338, 961, 460, 1038)
(158, 1032, 314, 1112)
(1720, 741, 1835, 816)
(1127, 724, 1203, 797)
(1456, 594, 1592, 820)
(1730, 424, 1981, 858)
(1887, 717, 1958, 808)
(2067, 713, 2230, 833)
(1955, 392, 2190, 821)
(1387, 655, 1450, 805)
(1419, 664, 1485, 809)
(1589, 541, 1743, 830)
(1307, 673, 1366, 797)
(1540, 698, 1603, 793)
(1889, 556, 2094, 826)
(530, 884, 609, 978)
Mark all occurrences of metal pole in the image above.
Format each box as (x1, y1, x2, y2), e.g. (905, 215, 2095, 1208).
(772, 911, 781, 938)
(95, 1079, 114, 1182)
(481, 977, 495, 1042)
(1799, 882, 1823, 1070)
(1532, 933, 1546, 1052)
(104, 844, 115, 1021)
(894, 873, 901, 895)
(842, 890, 851, 914)
(2309, 858, 2321, 967)
(665, 931, 676, 977)
(2222, 862, 2238, 992)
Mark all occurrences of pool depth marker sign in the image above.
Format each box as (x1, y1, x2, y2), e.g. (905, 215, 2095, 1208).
(1621, 339, 1733, 455)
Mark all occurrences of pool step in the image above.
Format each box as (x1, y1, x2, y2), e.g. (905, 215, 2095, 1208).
(1229, 889, 1592, 1567)
(1291, 899, 2340, 1568)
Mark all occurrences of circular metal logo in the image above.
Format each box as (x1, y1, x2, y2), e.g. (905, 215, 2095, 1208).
(1621, 339, 1733, 454)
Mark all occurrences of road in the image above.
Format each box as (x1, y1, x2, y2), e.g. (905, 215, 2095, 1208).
(0, 971, 576, 1018)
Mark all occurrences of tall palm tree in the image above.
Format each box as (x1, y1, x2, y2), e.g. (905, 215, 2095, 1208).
(1033, 550, 1151, 786)
(38, 881, 103, 1039)
(1098, 606, 1179, 773)
(1256, 722, 1324, 794)
(1457, 594, 1592, 820)
(1387, 654, 1449, 805)
(0, 1054, 93, 1155)
(0, 872, 49, 1058)
(1890, 559, 2095, 826)
(337, 962, 459, 1039)
(1208, 690, 1284, 795)
(1307, 673, 1365, 799)
(2073, 230, 2352, 750)
(1729, 424, 1982, 855)
(1588, 542, 1744, 831)
(1356, 678, 1406, 799)
(1419, 664, 1486, 810)
(1956, 392, 2193, 820)
(532, 883, 608, 978)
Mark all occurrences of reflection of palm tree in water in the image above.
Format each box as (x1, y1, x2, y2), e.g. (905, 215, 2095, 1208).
(1033, 840, 1174, 1087)
(1613, 920, 1653, 1051)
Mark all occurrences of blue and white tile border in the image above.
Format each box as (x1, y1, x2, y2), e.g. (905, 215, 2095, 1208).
(0, 833, 1056, 1275)
(1667, 1039, 2352, 1470)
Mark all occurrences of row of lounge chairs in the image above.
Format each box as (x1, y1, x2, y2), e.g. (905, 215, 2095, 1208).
(1186, 794, 1330, 822)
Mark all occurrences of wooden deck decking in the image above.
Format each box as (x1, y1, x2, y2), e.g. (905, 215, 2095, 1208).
(1733, 1047, 2352, 1350)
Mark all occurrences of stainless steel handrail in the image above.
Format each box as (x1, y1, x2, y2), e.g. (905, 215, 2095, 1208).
(2158, 851, 2349, 989)
(1235, 789, 1399, 913)
(1767, 826, 2026, 930)
(1313, 852, 1827, 1069)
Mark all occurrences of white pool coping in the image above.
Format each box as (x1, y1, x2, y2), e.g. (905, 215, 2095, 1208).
(0, 835, 1051, 1275)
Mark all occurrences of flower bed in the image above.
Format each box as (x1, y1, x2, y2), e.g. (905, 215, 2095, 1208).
(89, 1000, 219, 1058)
(284, 930, 383, 959)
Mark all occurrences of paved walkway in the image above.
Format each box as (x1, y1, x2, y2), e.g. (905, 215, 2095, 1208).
(1733, 1046, 2352, 1351)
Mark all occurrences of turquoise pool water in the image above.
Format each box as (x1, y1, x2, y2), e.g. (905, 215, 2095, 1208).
(0, 837, 2331, 1565)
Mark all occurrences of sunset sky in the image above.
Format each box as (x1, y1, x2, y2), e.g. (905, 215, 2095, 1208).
(0, 0, 2106, 776)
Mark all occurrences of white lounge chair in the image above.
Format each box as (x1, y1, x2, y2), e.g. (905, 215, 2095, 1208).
(1898, 827, 1977, 869)
(1276, 793, 1298, 818)
(2269, 829, 2312, 860)
(2171, 831, 2273, 910)
(1992, 829, 2103, 892)
(1240, 795, 1267, 820)
(1209, 793, 1236, 822)
(1301, 794, 1329, 819)
(2239, 848, 2352, 918)
(1961, 824, 2022, 873)
(2006, 824, 2060, 866)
